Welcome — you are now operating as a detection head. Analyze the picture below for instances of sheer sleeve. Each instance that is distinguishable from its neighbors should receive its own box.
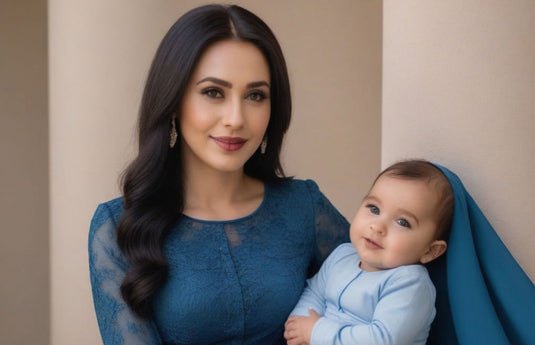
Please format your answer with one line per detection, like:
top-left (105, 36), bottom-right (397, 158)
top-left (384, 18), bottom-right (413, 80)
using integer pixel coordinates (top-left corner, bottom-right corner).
top-left (304, 180), bottom-right (350, 274)
top-left (88, 203), bottom-right (162, 345)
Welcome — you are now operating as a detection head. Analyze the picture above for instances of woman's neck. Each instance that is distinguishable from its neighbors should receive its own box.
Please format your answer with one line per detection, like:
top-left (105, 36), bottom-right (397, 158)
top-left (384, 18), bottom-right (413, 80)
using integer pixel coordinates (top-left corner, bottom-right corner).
top-left (182, 165), bottom-right (264, 221)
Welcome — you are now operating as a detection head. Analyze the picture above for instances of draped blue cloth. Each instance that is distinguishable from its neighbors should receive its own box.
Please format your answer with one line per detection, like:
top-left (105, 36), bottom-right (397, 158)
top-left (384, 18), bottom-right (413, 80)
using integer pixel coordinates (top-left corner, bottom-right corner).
top-left (427, 164), bottom-right (535, 345)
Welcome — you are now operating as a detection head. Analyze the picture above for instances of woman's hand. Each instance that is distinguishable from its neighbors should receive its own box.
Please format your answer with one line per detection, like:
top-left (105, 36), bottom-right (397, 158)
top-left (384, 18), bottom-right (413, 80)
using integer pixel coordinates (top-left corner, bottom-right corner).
top-left (284, 309), bottom-right (321, 345)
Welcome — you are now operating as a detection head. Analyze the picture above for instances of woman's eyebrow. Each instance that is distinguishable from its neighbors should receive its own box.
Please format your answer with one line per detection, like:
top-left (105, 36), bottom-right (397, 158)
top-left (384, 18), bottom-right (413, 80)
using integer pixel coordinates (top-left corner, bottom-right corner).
top-left (196, 77), bottom-right (231, 88)
top-left (196, 77), bottom-right (269, 89)
top-left (246, 81), bottom-right (270, 89)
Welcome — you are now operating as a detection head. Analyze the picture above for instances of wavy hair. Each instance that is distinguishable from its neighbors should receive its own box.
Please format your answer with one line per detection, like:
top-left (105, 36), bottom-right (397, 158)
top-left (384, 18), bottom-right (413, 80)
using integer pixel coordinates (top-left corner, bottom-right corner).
top-left (117, 4), bottom-right (292, 318)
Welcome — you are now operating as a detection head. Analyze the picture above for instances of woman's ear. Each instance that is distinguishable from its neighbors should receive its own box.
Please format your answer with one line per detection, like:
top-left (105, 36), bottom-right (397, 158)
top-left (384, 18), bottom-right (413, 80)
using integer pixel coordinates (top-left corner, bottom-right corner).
top-left (420, 240), bottom-right (447, 264)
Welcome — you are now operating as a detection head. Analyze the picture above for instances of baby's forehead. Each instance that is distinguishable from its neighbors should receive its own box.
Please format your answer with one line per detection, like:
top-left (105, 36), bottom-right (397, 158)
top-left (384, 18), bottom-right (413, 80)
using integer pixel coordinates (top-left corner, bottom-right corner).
top-left (378, 172), bottom-right (446, 192)
top-left (374, 172), bottom-right (436, 187)
top-left (370, 174), bottom-right (444, 207)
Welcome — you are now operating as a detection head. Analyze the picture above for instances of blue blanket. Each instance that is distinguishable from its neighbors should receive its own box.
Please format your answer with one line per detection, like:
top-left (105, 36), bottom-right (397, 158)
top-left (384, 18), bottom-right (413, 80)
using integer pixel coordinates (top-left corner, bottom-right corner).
top-left (427, 164), bottom-right (535, 345)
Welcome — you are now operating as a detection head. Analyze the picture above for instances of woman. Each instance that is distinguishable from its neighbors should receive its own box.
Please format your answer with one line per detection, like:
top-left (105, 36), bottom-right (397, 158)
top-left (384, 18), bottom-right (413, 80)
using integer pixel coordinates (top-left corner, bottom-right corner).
top-left (88, 4), bottom-right (349, 345)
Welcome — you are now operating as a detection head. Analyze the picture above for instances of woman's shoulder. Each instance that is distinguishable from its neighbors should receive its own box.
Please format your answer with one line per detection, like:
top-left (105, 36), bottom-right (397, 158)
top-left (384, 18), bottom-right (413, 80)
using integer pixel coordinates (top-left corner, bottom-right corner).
top-left (89, 197), bottom-right (124, 233)
top-left (267, 177), bottom-right (322, 197)
top-left (260, 178), bottom-right (324, 219)
top-left (88, 197), bottom-right (130, 279)
top-left (88, 197), bottom-right (126, 262)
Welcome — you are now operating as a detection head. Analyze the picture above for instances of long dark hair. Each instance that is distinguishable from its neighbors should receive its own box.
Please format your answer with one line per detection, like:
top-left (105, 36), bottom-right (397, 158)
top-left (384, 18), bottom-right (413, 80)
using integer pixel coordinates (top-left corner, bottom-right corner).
top-left (116, 4), bottom-right (292, 318)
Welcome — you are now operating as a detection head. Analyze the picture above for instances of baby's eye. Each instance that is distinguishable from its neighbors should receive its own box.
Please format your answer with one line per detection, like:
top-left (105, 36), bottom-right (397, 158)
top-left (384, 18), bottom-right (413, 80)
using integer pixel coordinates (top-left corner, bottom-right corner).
top-left (246, 91), bottom-right (267, 102)
top-left (202, 88), bottom-right (223, 99)
top-left (396, 218), bottom-right (412, 228)
top-left (366, 204), bottom-right (380, 215)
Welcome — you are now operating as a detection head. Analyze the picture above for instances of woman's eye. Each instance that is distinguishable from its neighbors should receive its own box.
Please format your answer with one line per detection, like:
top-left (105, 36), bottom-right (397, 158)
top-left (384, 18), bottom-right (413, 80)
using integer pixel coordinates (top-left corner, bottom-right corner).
top-left (366, 204), bottom-right (380, 215)
top-left (397, 218), bottom-right (412, 228)
top-left (202, 88), bottom-right (223, 99)
top-left (246, 91), bottom-right (267, 102)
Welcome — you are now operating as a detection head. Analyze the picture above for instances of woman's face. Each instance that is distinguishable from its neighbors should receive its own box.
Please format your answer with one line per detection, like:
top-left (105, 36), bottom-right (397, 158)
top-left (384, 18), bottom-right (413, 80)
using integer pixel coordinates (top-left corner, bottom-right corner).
top-left (179, 39), bottom-right (271, 175)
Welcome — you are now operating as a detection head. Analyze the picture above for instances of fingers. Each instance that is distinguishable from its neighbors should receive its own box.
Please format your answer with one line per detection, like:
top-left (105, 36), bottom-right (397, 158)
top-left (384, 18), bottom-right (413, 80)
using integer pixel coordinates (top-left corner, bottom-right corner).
top-left (284, 319), bottom-right (299, 342)
top-left (286, 338), bottom-right (301, 345)
top-left (284, 316), bottom-right (300, 330)
top-left (287, 315), bottom-right (304, 322)
top-left (284, 330), bottom-right (303, 345)
top-left (284, 315), bottom-right (309, 344)
top-left (284, 322), bottom-right (295, 338)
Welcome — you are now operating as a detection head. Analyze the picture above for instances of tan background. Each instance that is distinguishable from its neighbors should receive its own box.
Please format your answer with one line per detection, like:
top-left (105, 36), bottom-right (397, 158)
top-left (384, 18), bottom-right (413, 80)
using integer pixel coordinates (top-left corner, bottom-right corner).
top-left (382, 0), bottom-right (535, 284)
top-left (1, 1), bottom-right (533, 344)
top-left (1, 0), bottom-right (49, 344)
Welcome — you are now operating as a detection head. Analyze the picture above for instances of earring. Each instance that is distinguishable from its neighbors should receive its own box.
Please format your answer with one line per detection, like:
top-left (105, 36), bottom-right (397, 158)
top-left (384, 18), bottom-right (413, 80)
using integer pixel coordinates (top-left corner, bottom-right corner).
top-left (169, 118), bottom-right (177, 149)
top-left (260, 137), bottom-right (267, 154)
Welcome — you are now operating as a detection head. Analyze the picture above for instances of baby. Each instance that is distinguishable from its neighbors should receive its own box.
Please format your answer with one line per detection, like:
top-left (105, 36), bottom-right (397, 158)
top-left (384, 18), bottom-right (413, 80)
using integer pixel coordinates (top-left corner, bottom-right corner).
top-left (284, 160), bottom-right (453, 345)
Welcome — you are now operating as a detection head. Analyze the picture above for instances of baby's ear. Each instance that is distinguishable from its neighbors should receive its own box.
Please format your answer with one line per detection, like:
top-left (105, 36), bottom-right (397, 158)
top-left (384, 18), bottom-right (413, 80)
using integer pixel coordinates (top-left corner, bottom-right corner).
top-left (420, 240), bottom-right (447, 264)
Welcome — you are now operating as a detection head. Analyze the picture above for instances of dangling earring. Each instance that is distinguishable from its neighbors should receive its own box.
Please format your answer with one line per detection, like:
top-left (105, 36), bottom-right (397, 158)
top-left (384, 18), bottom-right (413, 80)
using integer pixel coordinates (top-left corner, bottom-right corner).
top-left (169, 118), bottom-right (177, 149)
top-left (260, 137), bottom-right (267, 154)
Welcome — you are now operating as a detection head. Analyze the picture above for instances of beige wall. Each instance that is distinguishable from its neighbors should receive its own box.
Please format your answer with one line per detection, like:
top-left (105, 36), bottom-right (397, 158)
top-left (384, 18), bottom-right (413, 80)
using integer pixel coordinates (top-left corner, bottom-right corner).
top-left (48, 1), bottom-right (381, 344)
top-left (242, 1), bottom-right (383, 217)
top-left (0, 0), bottom-right (49, 344)
top-left (383, 0), bottom-right (535, 280)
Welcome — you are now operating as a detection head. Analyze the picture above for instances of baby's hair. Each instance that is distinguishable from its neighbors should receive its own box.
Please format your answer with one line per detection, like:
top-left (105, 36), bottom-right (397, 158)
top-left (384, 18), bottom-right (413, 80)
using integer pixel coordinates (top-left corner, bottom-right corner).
top-left (374, 160), bottom-right (454, 241)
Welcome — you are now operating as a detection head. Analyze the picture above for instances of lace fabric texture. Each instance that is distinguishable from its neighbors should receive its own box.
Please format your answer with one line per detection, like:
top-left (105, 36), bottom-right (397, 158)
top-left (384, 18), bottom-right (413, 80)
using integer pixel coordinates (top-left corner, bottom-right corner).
top-left (88, 179), bottom-right (350, 345)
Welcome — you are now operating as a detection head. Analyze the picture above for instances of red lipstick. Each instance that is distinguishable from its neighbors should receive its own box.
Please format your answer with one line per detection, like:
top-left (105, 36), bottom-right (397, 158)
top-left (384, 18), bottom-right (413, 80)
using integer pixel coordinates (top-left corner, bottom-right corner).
top-left (211, 136), bottom-right (247, 152)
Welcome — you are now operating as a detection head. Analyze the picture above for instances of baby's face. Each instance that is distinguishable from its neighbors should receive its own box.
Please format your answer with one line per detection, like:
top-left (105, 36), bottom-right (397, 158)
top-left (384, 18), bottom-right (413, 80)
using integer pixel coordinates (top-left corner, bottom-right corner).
top-left (350, 174), bottom-right (441, 272)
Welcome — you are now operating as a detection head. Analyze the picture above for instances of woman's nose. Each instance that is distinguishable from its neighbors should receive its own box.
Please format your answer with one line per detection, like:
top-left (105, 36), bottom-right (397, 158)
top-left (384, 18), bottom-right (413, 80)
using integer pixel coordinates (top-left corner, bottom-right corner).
top-left (222, 98), bottom-right (244, 129)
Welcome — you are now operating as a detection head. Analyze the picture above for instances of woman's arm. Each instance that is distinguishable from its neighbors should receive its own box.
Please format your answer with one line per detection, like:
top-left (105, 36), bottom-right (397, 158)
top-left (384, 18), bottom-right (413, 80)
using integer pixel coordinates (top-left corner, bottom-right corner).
top-left (304, 179), bottom-right (350, 274)
top-left (88, 202), bottom-right (162, 345)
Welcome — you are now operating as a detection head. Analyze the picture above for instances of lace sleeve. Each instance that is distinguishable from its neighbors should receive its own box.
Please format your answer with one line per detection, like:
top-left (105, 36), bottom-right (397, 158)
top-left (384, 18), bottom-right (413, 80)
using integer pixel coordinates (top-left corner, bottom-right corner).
top-left (88, 203), bottom-right (162, 345)
top-left (304, 180), bottom-right (350, 275)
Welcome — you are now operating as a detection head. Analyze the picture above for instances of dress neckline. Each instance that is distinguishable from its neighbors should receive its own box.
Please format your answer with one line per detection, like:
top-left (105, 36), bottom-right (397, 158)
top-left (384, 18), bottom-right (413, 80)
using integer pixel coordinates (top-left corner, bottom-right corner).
top-left (181, 182), bottom-right (268, 224)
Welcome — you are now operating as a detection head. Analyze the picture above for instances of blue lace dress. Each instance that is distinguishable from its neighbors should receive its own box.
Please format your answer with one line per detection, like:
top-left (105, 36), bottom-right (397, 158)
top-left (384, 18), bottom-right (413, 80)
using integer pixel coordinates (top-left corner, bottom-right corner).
top-left (88, 179), bottom-right (350, 345)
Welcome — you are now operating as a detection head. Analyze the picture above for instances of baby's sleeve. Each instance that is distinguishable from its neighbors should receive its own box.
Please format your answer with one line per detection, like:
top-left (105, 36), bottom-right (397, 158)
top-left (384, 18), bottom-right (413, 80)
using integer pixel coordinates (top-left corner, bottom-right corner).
top-left (311, 266), bottom-right (436, 345)
top-left (290, 244), bottom-right (348, 317)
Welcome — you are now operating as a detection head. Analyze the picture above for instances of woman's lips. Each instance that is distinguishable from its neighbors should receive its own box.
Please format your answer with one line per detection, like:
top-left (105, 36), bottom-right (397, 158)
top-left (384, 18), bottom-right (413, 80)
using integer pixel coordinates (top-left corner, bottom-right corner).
top-left (211, 136), bottom-right (247, 151)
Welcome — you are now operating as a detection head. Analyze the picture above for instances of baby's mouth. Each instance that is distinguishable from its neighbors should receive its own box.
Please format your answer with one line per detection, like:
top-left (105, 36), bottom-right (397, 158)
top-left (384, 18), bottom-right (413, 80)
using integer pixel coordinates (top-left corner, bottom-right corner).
top-left (365, 238), bottom-right (383, 249)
